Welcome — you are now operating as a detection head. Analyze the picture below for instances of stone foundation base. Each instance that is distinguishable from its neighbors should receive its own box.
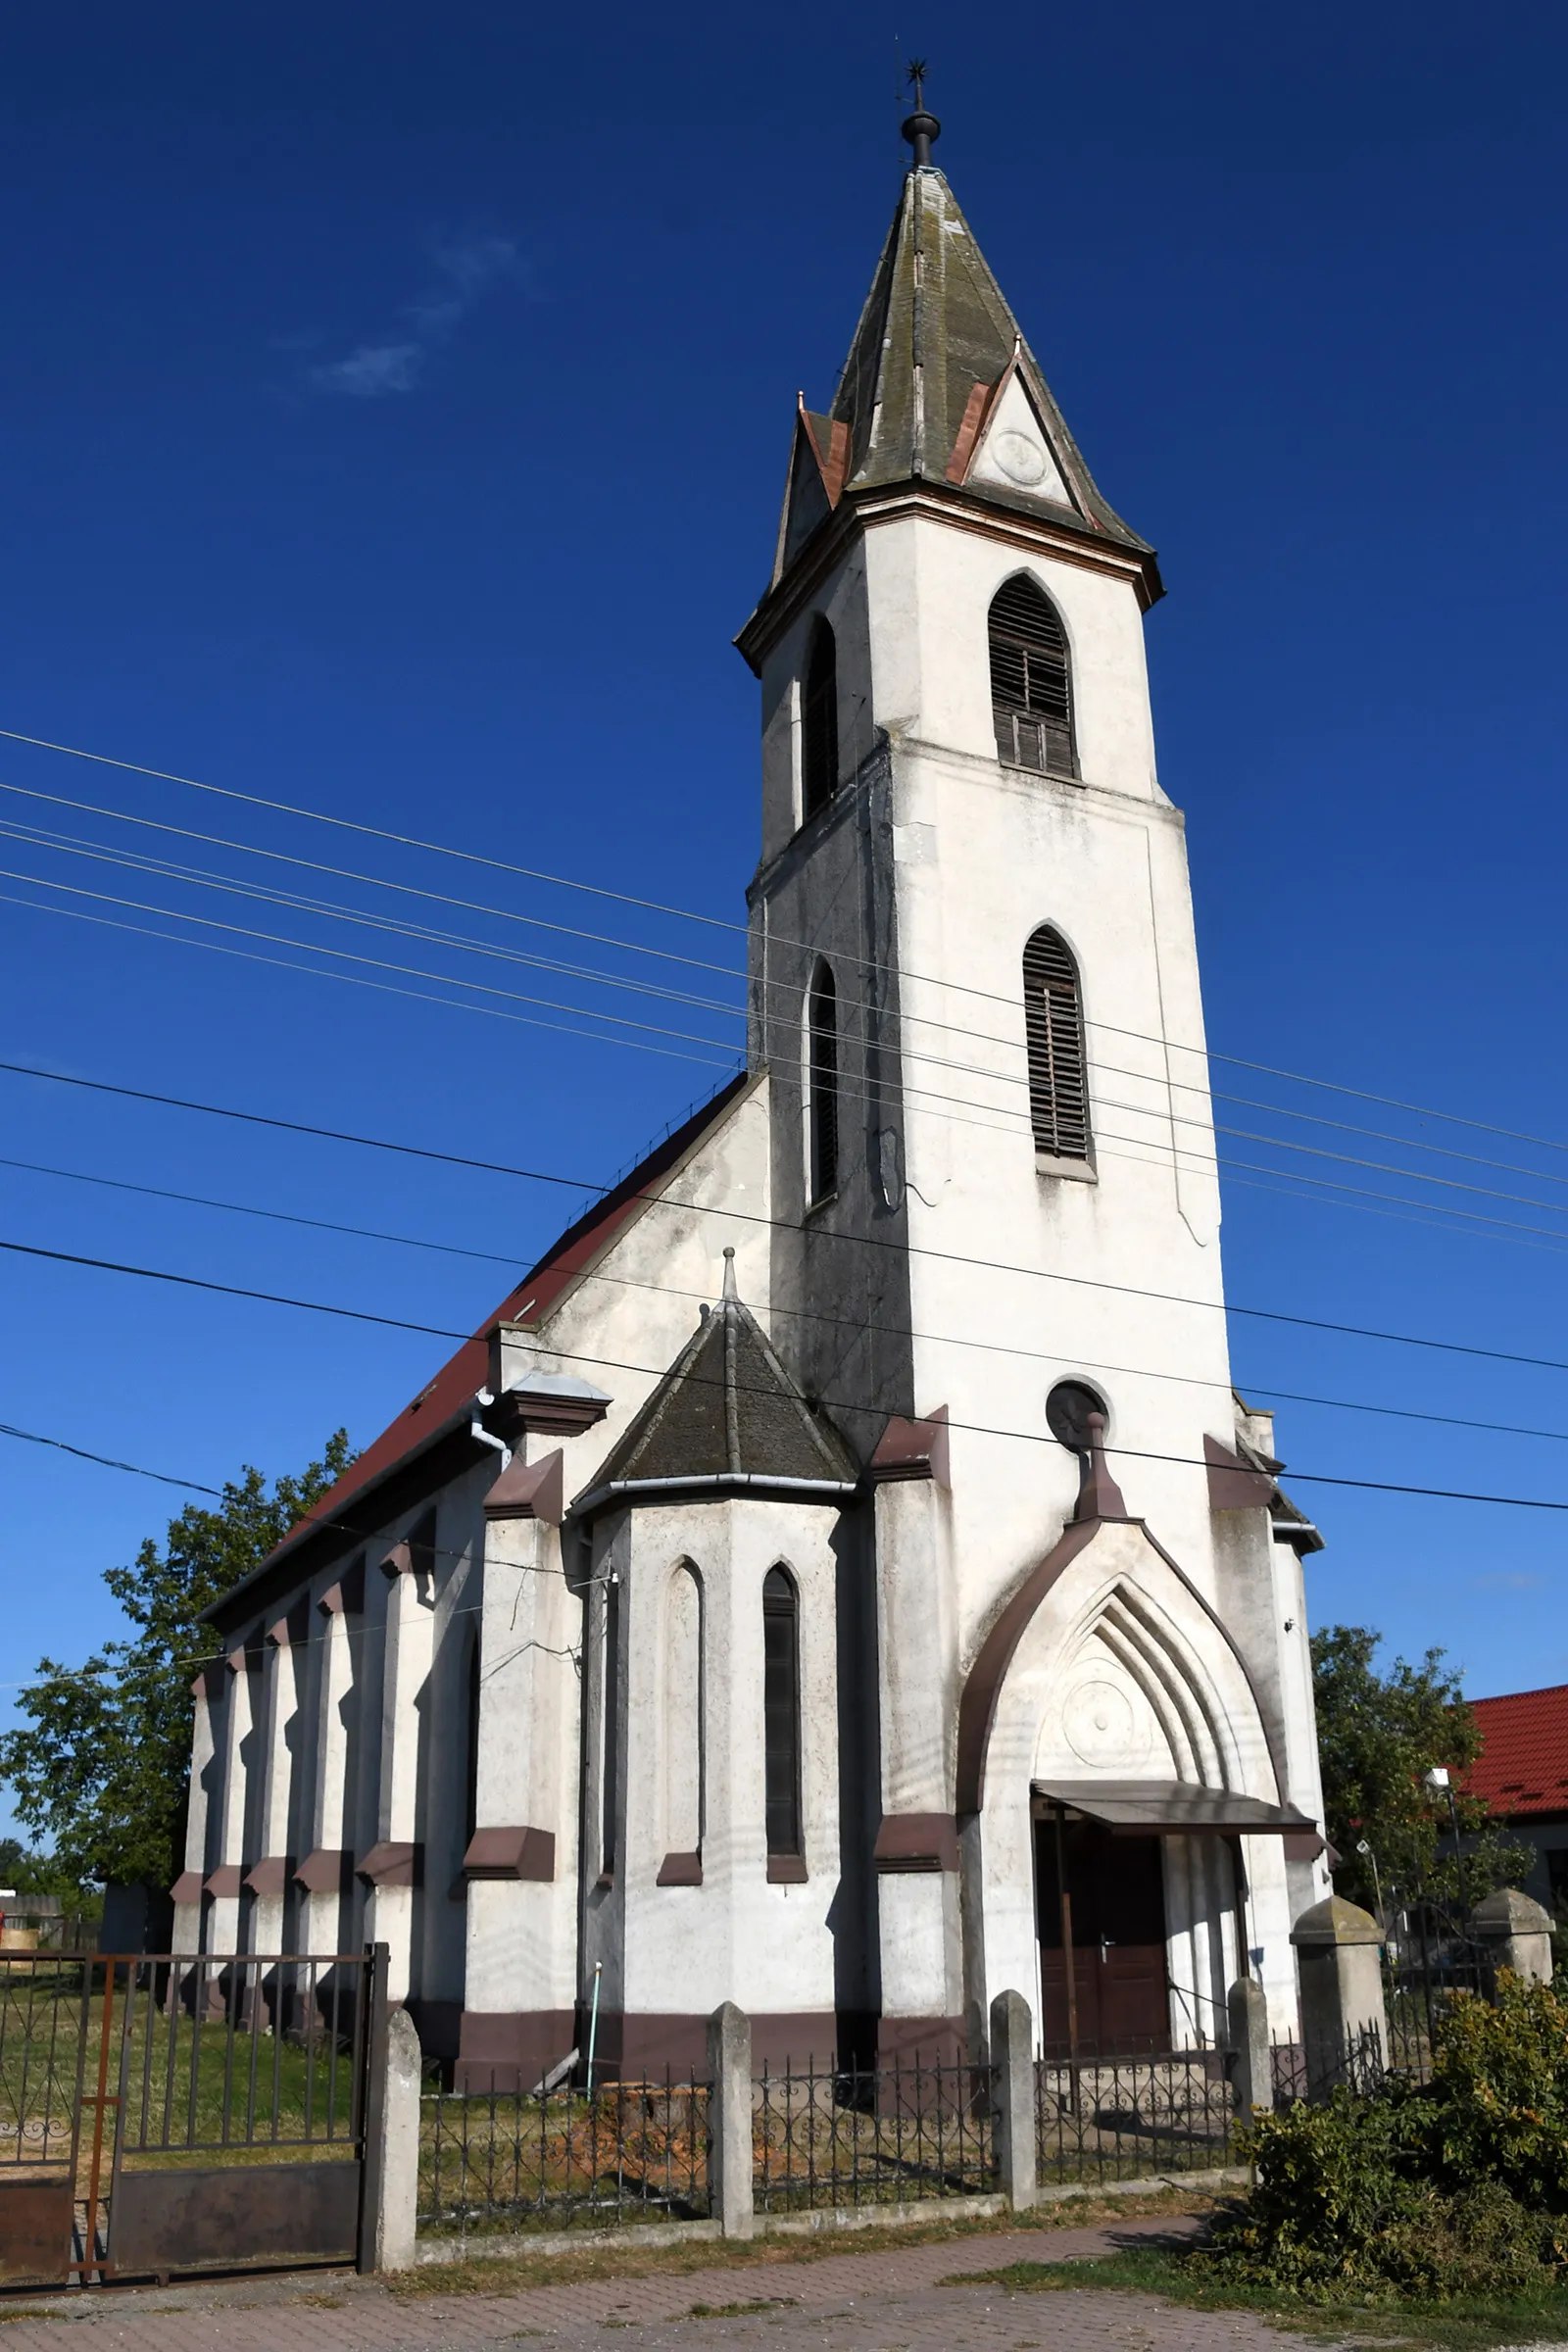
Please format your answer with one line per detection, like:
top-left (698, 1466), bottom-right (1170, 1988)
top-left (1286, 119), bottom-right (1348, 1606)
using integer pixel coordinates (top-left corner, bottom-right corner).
top-left (448, 2008), bottom-right (970, 2084)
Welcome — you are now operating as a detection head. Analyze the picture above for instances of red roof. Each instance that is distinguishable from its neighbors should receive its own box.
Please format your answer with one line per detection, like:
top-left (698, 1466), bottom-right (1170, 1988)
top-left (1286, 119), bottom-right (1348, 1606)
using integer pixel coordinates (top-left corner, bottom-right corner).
top-left (252, 1076), bottom-right (750, 1583)
top-left (1465, 1684), bottom-right (1568, 1819)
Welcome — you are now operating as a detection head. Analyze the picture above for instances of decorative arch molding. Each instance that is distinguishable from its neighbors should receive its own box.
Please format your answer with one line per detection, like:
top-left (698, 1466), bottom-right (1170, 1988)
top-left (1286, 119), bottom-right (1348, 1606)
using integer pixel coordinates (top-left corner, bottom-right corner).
top-left (956, 1516), bottom-right (1281, 1817)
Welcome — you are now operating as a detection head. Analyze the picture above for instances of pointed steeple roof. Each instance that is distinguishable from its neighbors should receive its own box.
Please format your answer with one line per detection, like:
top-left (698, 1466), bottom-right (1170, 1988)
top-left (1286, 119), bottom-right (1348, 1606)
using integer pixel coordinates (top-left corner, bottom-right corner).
top-left (755, 154), bottom-right (1159, 620)
top-left (590, 1250), bottom-right (857, 1493)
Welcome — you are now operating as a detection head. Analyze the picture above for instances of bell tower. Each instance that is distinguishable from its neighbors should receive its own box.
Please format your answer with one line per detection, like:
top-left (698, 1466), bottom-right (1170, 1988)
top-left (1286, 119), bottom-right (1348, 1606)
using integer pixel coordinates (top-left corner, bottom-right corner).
top-left (736, 91), bottom-right (1325, 2053)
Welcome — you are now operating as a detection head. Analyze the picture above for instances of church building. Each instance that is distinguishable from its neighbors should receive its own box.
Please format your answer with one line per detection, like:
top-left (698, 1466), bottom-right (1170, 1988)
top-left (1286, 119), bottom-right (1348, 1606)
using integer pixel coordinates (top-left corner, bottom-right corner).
top-left (185, 97), bottom-right (1331, 2083)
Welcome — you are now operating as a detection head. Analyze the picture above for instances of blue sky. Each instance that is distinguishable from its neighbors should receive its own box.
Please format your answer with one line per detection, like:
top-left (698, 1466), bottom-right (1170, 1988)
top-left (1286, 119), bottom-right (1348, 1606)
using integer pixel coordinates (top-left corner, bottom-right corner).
top-left (2, 1), bottom-right (1566, 1835)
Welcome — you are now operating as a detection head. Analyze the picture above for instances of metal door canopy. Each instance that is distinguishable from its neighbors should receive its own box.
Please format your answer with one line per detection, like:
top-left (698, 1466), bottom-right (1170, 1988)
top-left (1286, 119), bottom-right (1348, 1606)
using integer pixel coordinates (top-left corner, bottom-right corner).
top-left (1031, 1781), bottom-right (1314, 1835)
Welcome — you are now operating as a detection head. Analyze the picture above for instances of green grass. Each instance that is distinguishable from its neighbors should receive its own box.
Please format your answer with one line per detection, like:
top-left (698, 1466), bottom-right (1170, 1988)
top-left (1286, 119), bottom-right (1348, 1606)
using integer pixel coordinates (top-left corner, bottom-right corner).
top-left (946, 2245), bottom-right (1568, 2351)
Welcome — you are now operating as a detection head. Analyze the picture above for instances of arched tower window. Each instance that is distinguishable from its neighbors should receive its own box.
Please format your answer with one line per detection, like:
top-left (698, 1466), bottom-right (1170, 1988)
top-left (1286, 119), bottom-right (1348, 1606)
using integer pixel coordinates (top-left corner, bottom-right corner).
top-left (808, 961), bottom-right (839, 1203)
top-left (762, 1567), bottom-right (802, 1863)
top-left (989, 576), bottom-right (1076, 777)
top-left (1023, 925), bottom-right (1091, 1160)
top-left (801, 619), bottom-right (839, 820)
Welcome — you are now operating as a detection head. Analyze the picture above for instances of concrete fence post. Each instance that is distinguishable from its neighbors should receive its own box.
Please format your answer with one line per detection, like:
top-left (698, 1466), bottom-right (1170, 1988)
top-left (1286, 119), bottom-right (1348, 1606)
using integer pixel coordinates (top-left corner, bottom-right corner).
top-left (1290, 1895), bottom-right (1387, 2099)
top-left (366, 2004), bottom-right (423, 2271)
top-left (1469, 1887), bottom-right (1554, 1987)
top-left (989, 1988), bottom-right (1036, 2212)
top-left (1227, 1977), bottom-right (1272, 2118)
top-left (708, 2001), bottom-right (754, 2239)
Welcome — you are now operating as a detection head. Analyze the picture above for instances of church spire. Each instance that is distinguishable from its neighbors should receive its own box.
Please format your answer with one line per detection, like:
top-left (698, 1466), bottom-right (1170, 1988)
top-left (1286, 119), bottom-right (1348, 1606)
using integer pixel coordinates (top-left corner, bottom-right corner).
top-left (762, 90), bottom-right (1158, 604)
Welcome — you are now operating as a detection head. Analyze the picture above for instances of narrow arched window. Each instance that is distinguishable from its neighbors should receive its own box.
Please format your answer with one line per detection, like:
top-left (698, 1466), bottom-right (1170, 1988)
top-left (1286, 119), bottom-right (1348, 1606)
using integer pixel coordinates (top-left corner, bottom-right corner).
top-left (1023, 925), bottom-right (1091, 1160)
top-left (808, 961), bottom-right (839, 1202)
top-left (663, 1564), bottom-right (704, 1856)
top-left (801, 619), bottom-right (839, 820)
top-left (762, 1567), bottom-right (802, 1863)
top-left (989, 576), bottom-right (1076, 777)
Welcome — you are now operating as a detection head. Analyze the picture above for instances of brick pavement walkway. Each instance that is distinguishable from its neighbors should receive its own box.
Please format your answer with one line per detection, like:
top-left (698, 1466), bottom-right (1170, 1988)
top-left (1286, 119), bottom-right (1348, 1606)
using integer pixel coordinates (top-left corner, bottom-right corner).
top-left (0, 2215), bottom-right (1327, 2352)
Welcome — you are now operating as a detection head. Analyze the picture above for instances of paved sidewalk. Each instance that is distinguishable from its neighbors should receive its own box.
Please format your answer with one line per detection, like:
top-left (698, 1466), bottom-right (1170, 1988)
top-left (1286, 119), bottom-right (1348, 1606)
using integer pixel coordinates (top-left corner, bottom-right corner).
top-left (0, 2215), bottom-right (1322, 2352)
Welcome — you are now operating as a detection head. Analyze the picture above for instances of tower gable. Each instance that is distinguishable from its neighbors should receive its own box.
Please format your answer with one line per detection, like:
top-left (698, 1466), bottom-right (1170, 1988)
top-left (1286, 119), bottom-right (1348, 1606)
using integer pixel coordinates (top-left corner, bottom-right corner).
top-left (953, 362), bottom-right (1074, 514)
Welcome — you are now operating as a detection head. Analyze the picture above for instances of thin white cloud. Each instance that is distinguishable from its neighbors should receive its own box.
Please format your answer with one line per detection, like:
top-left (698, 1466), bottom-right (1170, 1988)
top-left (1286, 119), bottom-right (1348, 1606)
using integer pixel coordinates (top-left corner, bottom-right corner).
top-left (1473, 1571), bottom-right (1545, 1592)
top-left (306, 236), bottom-right (527, 400)
top-left (312, 341), bottom-right (423, 399)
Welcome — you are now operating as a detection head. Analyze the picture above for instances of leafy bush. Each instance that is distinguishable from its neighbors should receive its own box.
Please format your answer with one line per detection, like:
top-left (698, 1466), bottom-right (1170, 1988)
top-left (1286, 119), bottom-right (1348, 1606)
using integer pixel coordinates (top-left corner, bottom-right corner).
top-left (1197, 1973), bottom-right (1568, 2302)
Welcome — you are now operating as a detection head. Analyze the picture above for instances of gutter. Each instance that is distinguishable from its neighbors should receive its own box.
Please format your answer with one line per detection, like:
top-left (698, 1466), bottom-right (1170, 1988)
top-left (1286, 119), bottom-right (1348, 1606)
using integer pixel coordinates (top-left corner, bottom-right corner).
top-left (570, 1471), bottom-right (859, 1521)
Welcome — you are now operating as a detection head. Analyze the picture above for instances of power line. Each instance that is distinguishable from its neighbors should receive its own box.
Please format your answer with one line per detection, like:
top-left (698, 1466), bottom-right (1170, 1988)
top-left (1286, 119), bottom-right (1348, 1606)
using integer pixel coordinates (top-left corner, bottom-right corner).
top-left (17, 862), bottom-right (1568, 1241)
top-left (21, 1223), bottom-right (1568, 1484)
top-left (18, 784), bottom-right (1568, 1213)
top-left (0, 1420), bottom-right (223, 1495)
top-left (10, 1052), bottom-right (1568, 1370)
top-left (0, 862), bottom-right (748, 1058)
top-left (0, 1153), bottom-right (528, 1271)
top-left (12, 1279), bottom-right (1568, 1530)
top-left (0, 1235), bottom-right (470, 1342)
top-left (14, 1146), bottom-right (1568, 1447)
top-left (0, 777), bottom-right (757, 990)
top-left (20, 791), bottom-right (1568, 1206)
top-left (13, 721), bottom-right (1568, 1166)
top-left (0, 811), bottom-right (753, 1027)
top-left (0, 888), bottom-right (737, 1072)
top-left (0, 1056), bottom-right (602, 1194)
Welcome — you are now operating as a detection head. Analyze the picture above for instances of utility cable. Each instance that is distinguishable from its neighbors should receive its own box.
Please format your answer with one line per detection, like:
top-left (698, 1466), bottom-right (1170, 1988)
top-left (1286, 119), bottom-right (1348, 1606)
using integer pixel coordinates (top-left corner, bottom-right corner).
top-left (11, 1269), bottom-right (1568, 1527)
top-left (9, 1053), bottom-right (1568, 1366)
top-left (0, 887), bottom-right (737, 1072)
top-left (14, 721), bottom-right (1568, 1167)
top-left (12, 899), bottom-right (1568, 1250)
top-left (16, 865), bottom-right (1568, 1237)
top-left (13, 1145), bottom-right (1568, 1445)
top-left (20, 794), bottom-right (1568, 1206)
top-left (17, 815), bottom-right (1568, 1228)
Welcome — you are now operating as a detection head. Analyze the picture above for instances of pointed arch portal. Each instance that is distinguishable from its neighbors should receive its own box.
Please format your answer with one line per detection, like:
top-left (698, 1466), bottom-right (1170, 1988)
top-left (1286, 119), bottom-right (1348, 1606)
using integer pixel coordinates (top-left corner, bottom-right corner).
top-left (956, 1515), bottom-right (1309, 2054)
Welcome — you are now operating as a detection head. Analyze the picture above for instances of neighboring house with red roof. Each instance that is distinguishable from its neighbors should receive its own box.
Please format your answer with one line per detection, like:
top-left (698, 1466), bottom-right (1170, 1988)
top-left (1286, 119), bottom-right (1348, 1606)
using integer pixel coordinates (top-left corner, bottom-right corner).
top-left (180, 107), bottom-right (1332, 2085)
top-left (1465, 1685), bottom-right (1568, 1912)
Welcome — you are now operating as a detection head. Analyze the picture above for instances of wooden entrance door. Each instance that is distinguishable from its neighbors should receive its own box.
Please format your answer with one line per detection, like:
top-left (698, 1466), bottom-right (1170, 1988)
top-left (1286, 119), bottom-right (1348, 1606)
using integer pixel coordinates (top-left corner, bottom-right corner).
top-left (1036, 1816), bottom-right (1170, 2052)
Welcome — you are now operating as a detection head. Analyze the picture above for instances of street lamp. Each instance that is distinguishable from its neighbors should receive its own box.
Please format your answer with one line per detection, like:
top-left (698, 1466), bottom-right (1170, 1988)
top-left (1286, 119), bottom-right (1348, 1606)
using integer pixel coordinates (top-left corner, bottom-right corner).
top-left (1354, 1838), bottom-right (1384, 1924)
top-left (1426, 1766), bottom-right (1469, 1919)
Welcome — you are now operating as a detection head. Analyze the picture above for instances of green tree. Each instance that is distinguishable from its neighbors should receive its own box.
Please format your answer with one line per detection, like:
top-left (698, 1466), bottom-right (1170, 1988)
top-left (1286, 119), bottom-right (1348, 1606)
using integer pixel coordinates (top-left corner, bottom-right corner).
top-left (1312, 1623), bottom-right (1529, 1920)
top-left (0, 1837), bottom-right (88, 1906)
top-left (0, 1433), bottom-right (354, 1890)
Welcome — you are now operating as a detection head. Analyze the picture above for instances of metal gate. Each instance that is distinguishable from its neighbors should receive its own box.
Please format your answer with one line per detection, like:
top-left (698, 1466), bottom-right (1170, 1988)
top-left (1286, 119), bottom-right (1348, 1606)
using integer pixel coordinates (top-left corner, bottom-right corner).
top-left (0, 1947), bottom-right (383, 2289)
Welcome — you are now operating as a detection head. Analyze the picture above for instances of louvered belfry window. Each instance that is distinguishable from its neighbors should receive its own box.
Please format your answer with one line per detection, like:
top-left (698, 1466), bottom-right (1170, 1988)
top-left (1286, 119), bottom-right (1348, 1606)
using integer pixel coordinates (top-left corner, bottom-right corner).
top-left (1023, 925), bottom-right (1091, 1159)
top-left (989, 575), bottom-right (1076, 777)
top-left (802, 620), bottom-right (839, 820)
top-left (762, 1567), bottom-right (802, 1857)
top-left (808, 961), bottom-right (839, 1201)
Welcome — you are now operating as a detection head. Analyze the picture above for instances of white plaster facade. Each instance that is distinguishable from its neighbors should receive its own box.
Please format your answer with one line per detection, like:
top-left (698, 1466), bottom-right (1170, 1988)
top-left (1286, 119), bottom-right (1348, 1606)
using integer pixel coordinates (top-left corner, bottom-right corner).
top-left (186, 145), bottom-right (1331, 2082)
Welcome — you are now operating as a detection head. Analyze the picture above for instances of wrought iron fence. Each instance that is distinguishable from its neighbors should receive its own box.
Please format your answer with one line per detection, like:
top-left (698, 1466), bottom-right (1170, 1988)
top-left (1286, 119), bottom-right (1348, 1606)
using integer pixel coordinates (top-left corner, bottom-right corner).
top-left (0, 1951), bottom-right (89, 2174)
top-left (419, 2073), bottom-right (710, 2236)
top-left (1035, 2046), bottom-right (1237, 2183)
top-left (1381, 1904), bottom-right (1492, 2082)
top-left (753, 2051), bottom-right (996, 2213)
top-left (1269, 2022), bottom-right (1386, 2106)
